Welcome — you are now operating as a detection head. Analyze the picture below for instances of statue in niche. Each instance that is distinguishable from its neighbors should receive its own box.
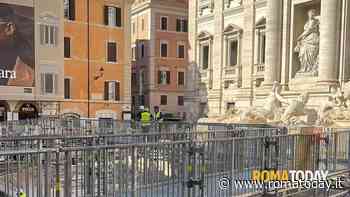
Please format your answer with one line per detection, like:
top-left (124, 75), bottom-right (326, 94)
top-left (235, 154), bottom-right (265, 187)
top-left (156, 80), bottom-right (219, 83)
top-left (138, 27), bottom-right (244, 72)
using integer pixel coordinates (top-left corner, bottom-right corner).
top-left (294, 9), bottom-right (320, 76)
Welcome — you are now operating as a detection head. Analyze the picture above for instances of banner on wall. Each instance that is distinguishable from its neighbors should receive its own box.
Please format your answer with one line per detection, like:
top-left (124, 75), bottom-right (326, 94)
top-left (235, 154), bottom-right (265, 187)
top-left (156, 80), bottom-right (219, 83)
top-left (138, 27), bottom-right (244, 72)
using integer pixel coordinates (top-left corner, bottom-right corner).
top-left (0, 3), bottom-right (35, 87)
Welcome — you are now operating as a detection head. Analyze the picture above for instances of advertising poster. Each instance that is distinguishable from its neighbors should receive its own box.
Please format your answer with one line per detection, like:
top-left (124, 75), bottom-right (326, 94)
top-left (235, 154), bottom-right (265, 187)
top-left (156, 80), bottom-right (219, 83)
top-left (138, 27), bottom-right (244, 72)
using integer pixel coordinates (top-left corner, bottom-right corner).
top-left (0, 3), bottom-right (35, 87)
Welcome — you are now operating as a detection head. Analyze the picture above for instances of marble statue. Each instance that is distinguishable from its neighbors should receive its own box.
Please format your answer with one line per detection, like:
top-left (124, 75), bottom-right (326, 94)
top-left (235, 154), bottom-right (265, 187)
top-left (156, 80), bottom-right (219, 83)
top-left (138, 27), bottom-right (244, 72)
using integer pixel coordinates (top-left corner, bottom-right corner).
top-left (294, 9), bottom-right (320, 76)
top-left (241, 81), bottom-right (287, 122)
top-left (333, 87), bottom-right (348, 108)
top-left (317, 85), bottom-right (350, 126)
top-left (281, 92), bottom-right (310, 125)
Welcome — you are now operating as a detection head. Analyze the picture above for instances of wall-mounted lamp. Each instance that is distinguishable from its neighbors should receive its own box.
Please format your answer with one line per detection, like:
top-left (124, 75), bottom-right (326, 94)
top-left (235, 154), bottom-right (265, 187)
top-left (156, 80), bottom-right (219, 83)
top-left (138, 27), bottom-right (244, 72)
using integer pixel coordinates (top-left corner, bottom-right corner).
top-left (94, 67), bottom-right (104, 80)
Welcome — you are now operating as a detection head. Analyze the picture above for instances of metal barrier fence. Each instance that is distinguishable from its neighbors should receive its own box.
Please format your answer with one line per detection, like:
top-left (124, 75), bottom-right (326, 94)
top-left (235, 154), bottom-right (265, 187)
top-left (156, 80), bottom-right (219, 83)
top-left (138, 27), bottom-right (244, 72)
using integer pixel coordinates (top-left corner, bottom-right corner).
top-left (0, 118), bottom-right (288, 138)
top-left (0, 128), bottom-right (349, 197)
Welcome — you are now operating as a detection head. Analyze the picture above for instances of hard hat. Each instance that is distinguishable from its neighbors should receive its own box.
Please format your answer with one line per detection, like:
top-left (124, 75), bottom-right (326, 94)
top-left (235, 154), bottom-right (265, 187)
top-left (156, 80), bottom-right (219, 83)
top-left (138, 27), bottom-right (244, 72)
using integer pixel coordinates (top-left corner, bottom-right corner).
top-left (145, 107), bottom-right (149, 111)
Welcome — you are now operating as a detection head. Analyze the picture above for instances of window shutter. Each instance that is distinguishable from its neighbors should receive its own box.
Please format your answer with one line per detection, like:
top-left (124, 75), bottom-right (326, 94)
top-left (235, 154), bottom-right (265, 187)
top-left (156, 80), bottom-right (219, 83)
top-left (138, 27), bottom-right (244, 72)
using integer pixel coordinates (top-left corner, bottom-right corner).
top-left (107, 42), bottom-right (117, 62)
top-left (158, 71), bottom-right (161, 84)
top-left (109, 82), bottom-right (115, 100)
top-left (64, 37), bottom-right (70, 58)
top-left (178, 72), bottom-right (184, 85)
top-left (69, 0), bottom-right (75, 20)
top-left (115, 81), bottom-right (120, 101)
top-left (104, 6), bottom-right (109, 25)
top-left (183, 20), bottom-right (188, 32)
top-left (116, 7), bottom-right (122, 27)
top-left (166, 71), bottom-right (170, 84)
top-left (176, 19), bottom-right (181, 32)
top-left (41, 73), bottom-right (45, 94)
top-left (40, 24), bottom-right (44, 45)
top-left (141, 44), bottom-right (144, 57)
top-left (104, 81), bottom-right (109, 100)
top-left (54, 74), bottom-right (58, 94)
top-left (64, 78), bottom-right (70, 99)
top-left (54, 26), bottom-right (58, 46)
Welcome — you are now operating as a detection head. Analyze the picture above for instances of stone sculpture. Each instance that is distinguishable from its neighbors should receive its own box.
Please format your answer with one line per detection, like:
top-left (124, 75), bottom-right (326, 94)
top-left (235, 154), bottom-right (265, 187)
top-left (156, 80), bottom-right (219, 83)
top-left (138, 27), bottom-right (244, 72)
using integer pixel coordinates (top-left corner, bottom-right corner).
top-left (294, 9), bottom-right (320, 76)
top-left (241, 82), bottom-right (287, 123)
top-left (281, 92), bottom-right (311, 125)
top-left (317, 85), bottom-right (350, 126)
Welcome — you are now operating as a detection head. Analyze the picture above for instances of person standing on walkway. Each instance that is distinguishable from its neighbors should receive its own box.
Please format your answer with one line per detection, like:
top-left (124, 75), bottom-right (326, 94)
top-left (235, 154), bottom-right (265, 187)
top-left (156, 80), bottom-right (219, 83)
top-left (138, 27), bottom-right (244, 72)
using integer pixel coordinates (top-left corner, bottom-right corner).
top-left (153, 106), bottom-right (163, 133)
top-left (153, 106), bottom-right (163, 121)
top-left (140, 107), bottom-right (152, 133)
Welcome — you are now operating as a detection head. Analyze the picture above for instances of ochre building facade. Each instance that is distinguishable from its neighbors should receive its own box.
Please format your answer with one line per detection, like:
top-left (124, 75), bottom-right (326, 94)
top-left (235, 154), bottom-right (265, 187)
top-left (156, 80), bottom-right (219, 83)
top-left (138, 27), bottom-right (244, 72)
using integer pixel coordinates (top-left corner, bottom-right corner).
top-left (131, 0), bottom-right (189, 118)
top-left (62, 0), bottom-right (133, 120)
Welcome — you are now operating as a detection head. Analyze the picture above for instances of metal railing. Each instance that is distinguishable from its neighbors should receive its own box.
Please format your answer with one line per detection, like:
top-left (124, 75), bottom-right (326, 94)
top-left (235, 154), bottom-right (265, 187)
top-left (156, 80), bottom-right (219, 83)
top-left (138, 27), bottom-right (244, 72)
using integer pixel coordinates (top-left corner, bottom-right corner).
top-left (0, 120), bottom-right (349, 197)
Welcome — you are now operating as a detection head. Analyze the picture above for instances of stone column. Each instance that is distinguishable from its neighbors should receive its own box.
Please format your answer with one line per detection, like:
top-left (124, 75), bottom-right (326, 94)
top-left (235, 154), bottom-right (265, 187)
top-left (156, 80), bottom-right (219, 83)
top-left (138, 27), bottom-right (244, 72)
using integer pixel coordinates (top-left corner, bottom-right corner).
top-left (339, 0), bottom-right (350, 83)
top-left (184, 0), bottom-right (200, 122)
top-left (264, 0), bottom-right (282, 86)
top-left (241, 0), bottom-right (255, 89)
top-left (209, 0), bottom-right (224, 115)
top-left (280, 0), bottom-right (292, 89)
top-left (319, 0), bottom-right (341, 84)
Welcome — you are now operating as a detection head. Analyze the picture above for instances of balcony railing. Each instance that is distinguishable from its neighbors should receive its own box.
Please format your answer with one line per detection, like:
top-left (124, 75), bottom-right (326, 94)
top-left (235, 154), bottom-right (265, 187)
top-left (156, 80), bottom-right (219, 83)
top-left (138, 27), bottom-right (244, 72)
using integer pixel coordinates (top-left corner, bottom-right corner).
top-left (255, 64), bottom-right (265, 73)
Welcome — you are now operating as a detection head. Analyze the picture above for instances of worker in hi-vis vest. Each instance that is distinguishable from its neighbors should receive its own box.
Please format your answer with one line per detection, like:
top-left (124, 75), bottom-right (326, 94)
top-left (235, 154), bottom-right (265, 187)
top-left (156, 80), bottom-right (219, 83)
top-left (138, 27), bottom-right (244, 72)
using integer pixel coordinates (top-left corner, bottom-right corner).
top-left (153, 106), bottom-right (162, 121)
top-left (18, 189), bottom-right (26, 197)
top-left (140, 107), bottom-right (152, 133)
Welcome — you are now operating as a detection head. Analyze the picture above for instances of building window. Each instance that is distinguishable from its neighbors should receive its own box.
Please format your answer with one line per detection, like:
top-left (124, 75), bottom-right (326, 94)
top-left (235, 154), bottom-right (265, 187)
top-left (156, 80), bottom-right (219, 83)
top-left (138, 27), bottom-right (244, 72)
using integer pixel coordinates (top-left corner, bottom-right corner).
top-left (107, 42), bottom-right (117, 62)
top-left (131, 73), bottom-right (137, 84)
top-left (201, 45), bottom-right (210, 69)
top-left (160, 42), bottom-right (168, 57)
top-left (41, 73), bottom-right (57, 95)
top-left (40, 24), bottom-right (58, 47)
top-left (178, 72), bottom-right (185, 86)
top-left (176, 19), bottom-right (188, 32)
top-left (160, 16), bottom-right (168, 30)
top-left (64, 0), bottom-right (75, 20)
top-left (255, 78), bottom-right (264, 87)
top-left (255, 18), bottom-right (266, 65)
top-left (131, 45), bottom-right (136, 60)
top-left (62, 113), bottom-right (80, 128)
top-left (104, 81), bottom-right (120, 101)
top-left (141, 18), bottom-right (145, 31)
top-left (140, 43), bottom-right (145, 58)
top-left (226, 102), bottom-right (236, 112)
top-left (104, 6), bottom-right (122, 27)
top-left (160, 95), bottom-right (167, 105)
top-left (177, 44), bottom-right (185, 58)
top-left (158, 70), bottom-right (170, 85)
top-left (228, 40), bottom-right (238, 66)
top-left (64, 78), bottom-right (71, 99)
top-left (64, 37), bottom-right (71, 58)
top-left (178, 96), bottom-right (184, 106)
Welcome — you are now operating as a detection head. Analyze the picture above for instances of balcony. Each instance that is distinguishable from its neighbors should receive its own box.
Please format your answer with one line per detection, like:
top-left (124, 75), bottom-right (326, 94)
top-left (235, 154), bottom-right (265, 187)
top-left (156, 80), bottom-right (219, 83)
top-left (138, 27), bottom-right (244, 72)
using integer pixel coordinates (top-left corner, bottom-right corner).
top-left (254, 64), bottom-right (265, 78)
top-left (255, 64), bottom-right (265, 73)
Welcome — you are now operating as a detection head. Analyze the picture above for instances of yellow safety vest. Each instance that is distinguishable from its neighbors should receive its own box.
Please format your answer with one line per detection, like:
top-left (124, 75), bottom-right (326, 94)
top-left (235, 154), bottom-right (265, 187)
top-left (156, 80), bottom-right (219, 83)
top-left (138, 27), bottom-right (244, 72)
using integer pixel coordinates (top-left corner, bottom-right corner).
top-left (141, 111), bottom-right (151, 125)
top-left (156, 112), bottom-right (161, 120)
top-left (19, 192), bottom-right (26, 197)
